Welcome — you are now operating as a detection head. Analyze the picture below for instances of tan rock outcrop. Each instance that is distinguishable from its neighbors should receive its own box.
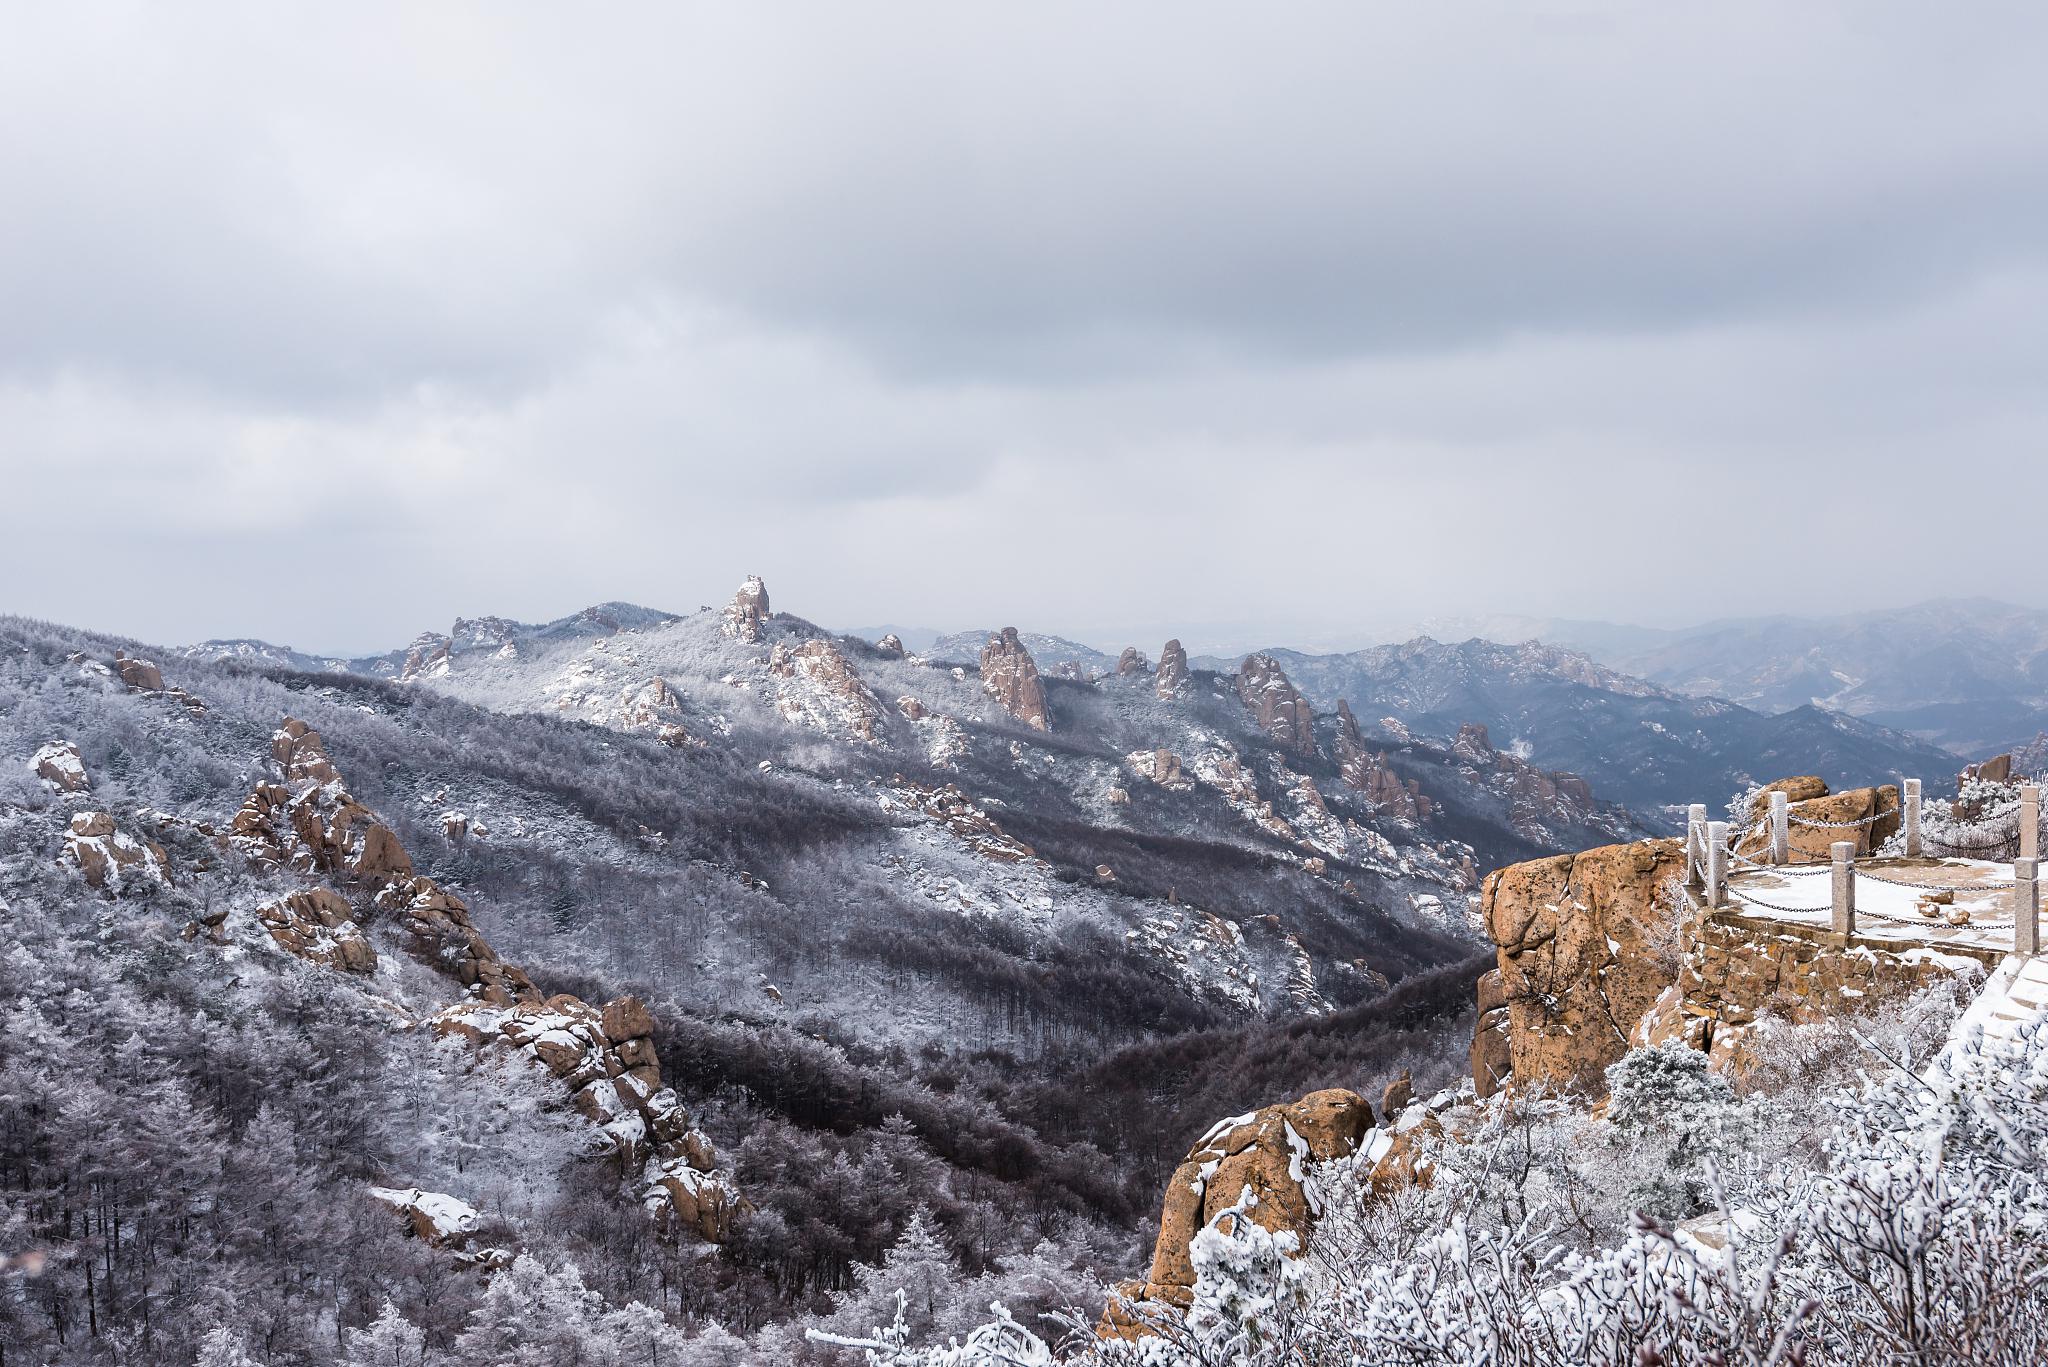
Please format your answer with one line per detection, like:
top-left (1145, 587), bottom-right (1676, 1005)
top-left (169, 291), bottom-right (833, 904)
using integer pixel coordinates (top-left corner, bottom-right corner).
top-left (1237, 655), bottom-right (1316, 756)
top-left (1117, 647), bottom-right (1149, 676)
top-left (979, 628), bottom-right (1050, 731)
top-left (433, 991), bottom-right (745, 1240)
top-left (1155, 640), bottom-right (1190, 700)
top-left (31, 740), bottom-right (90, 794)
top-left (256, 888), bottom-right (377, 973)
top-left (271, 718), bottom-right (341, 784)
top-left (1479, 838), bottom-right (1688, 1097)
top-left (877, 633), bottom-right (905, 656)
top-left (65, 811), bottom-right (170, 891)
top-left (1735, 779), bottom-right (1900, 860)
top-left (887, 779), bottom-right (1036, 862)
top-left (220, 722), bottom-right (740, 1243)
top-left (1134, 1090), bottom-right (1373, 1309)
top-left (769, 639), bottom-right (884, 742)
top-left (113, 651), bottom-right (164, 691)
top-left (1470, 968), bottom-right (1512, 1098)
top-left (721, 575), bottom-right (771, 643)
top-left (375, 875), bottom-right (536, 1006)
top-left (619, 677), bottom-right (690, 747)
top-left (1333, 702), bottom-right (1428, 822)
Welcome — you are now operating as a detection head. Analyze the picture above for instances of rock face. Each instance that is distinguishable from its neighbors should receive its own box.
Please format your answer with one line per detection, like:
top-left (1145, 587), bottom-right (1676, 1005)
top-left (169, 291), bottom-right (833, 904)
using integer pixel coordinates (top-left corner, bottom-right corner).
top-left (979, 627), bottom-right (1050, 731)
top-left (31, 740), bottom-right (90, 794)
top-left (377, 876), bottom-right (537, 1006)
top-left (65, 811), bottom-right (171, 891)
top-left (1333, 703), bottom-right (1428, 823)
top-left (721, 576), bottom-right (771, 643)
top-left (618, 677), bottom-right (690, 747)
top-left (1117, 647), bottom-right (1149, 676)
top-left (1478, 838), bottom-right (1688, 1098)
top-left (217, 719), bottom-right (739, 1242)
top-left (1236, 655), bottom-right (1316, 756)
top-left (113, 651), bottom-right (164, 692)
top-left (1632, 918), bottom-right (1978, 1081)
top-left (768, 639), bottom-right (884, 742)
top-left (1450, 721), bottom-right (1603, 846)
top-left (1155, 639), bottom-right (1190, 700)
top-left (887, 780), bottom-right (1036, 862)
top-left (877, 633), bottom-right (905, 656)
top-left (256, 888), bottom-right (377, 973)
top-left (1734, 779), bottom-right (1900, 860)
top-left (433, 992), bottom-right (745, 1242)
top-left (1133, 1090), bottom-right (1374, 1309)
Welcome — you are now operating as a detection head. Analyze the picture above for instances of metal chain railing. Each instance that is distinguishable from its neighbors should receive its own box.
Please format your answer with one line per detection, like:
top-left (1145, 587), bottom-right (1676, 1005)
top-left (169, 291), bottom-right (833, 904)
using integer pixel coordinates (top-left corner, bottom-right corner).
top-left (1787, 806), bottom-right (1897, 831)
top-left (1725, 885), bottom-right (1835, 916)
top-left (1854, 867), bottom-right (2017, 893)
top-left (1726, 848), bottom-right (1832, 877)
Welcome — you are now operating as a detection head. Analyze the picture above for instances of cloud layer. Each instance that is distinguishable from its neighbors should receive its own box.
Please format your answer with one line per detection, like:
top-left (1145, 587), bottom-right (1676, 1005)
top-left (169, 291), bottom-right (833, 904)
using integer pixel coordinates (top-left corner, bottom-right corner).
top-left (4, 3), bottom-right (2044, 652)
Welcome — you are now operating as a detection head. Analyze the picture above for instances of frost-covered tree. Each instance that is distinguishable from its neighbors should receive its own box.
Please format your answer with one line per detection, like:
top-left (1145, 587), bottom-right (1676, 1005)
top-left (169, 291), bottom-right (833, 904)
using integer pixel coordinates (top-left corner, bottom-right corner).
top-left (341, 1301), bottom-right (434, 1367)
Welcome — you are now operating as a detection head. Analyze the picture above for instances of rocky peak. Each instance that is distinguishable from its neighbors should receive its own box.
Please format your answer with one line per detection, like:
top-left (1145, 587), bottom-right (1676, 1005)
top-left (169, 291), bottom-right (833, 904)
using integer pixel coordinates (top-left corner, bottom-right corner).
top-left (1236, 654), bottom-right (1316, 756)
top-left (1453, 722), bottom-right (1493, 763)
top-left (1332, 701), bottom-right (1429, 823)
top-left (271, 717), bottom-right (341, 785)
top-left (399, 633), bottom-right (452, 682)
top-left (1155, 639), bottom-right (1190, 699)
top-left (722, 576), bottom-right (771, 643)
top-left (980, 627), bottom-right (1050, 731)
top-left (876, 633), bottom-right (905, 656)
top-left (1116, 647), bottom-right (1149, 676)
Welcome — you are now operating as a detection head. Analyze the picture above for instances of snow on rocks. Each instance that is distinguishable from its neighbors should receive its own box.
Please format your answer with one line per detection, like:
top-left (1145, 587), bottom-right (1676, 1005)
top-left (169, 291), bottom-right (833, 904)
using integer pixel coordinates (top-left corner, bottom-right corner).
top-left (256, 887), bottom-right (377, 973)
top-left (31, 740), bottom-right (89, 793)
top-left (1110, 1089), bottom-right (1373, 1318)
top-left (979, 627), bottom-right (1050, 731)
top-left (617, 676), bottom-right (692, 747)
top-left (1155, 639), bottom-right (1190, 699)
top-left (768, 639), bottom-right (885, 743)
top-left (63, 811), bottom-right (170, 891)
top-left (721, 575), bottom-right (771, 643)
top-left (434, 991), bottom-right (746, 1241)
top-left (369, 1185), bottom-right (482, 1246)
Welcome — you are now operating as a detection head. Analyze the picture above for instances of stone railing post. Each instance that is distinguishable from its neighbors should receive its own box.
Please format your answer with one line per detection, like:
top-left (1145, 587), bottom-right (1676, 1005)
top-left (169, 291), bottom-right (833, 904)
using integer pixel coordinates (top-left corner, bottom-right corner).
top-left (1769, 790), bottom-right (1790, 865)
top-left (1686, 803), bottom-right (1708, 888)
top-left (2022, 784), bottom-right (2040, 863)
top-left (2016, 858), bottom-right (2040, 956)
top-left (1831, 841), bottom-right (1857, 938)
top-left (1706, 820), bottom-right (1728, 909)
top-left (1903, 778), bottom-right (1922, 857)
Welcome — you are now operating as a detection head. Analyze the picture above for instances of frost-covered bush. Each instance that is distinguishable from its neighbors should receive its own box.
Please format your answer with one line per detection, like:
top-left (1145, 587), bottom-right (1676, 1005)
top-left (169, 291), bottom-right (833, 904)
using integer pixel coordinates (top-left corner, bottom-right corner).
top-left (853, 1019), bottom-right (2048, 1366)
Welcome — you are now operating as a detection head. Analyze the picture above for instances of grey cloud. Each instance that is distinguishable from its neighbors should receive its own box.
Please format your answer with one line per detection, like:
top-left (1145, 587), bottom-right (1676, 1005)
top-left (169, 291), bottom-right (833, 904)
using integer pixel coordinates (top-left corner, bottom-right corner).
top-left (1, 3), bottom-right (2045, 652)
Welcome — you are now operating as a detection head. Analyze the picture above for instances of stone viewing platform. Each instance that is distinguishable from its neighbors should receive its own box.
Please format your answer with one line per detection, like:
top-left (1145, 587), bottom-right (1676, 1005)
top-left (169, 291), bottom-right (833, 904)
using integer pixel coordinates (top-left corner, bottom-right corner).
top-left (1472, 763), bottom-right (2047, 1099)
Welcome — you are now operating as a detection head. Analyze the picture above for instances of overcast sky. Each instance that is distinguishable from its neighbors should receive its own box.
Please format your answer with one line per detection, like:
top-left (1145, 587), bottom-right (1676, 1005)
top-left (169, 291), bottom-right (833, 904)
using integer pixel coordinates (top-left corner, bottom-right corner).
top-left (3, 3), bottom-right (2045, 654)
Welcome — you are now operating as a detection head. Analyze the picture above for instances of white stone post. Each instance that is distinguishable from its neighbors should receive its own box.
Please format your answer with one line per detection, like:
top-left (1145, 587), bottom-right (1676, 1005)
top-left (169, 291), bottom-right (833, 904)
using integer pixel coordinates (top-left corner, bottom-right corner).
top-left (1769, 790), bottom-right (1790, 865)
top-left (2022, 784), bottom-right (2040, 863)
top-left (1686, 803), bottom-right (1709, 888)
top-left (1831, 840), bottom-right (1857, 938)
top-left (2016, 857), bottom-right (2040, 957)
top-left (1706, 820), bottom-right (1729, 909)
top-left (1903, 778), bottom-right (1922, 857)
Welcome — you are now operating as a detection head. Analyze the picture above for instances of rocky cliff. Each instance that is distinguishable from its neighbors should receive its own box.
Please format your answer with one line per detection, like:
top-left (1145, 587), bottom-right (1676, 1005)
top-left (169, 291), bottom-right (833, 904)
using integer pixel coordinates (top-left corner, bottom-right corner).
top-left (722, 574), bottom-right (771, 642)
top-left (1237, 654), bottom-right (1316, 756)
top-left (980, 626), bottom-right (1051, 731)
